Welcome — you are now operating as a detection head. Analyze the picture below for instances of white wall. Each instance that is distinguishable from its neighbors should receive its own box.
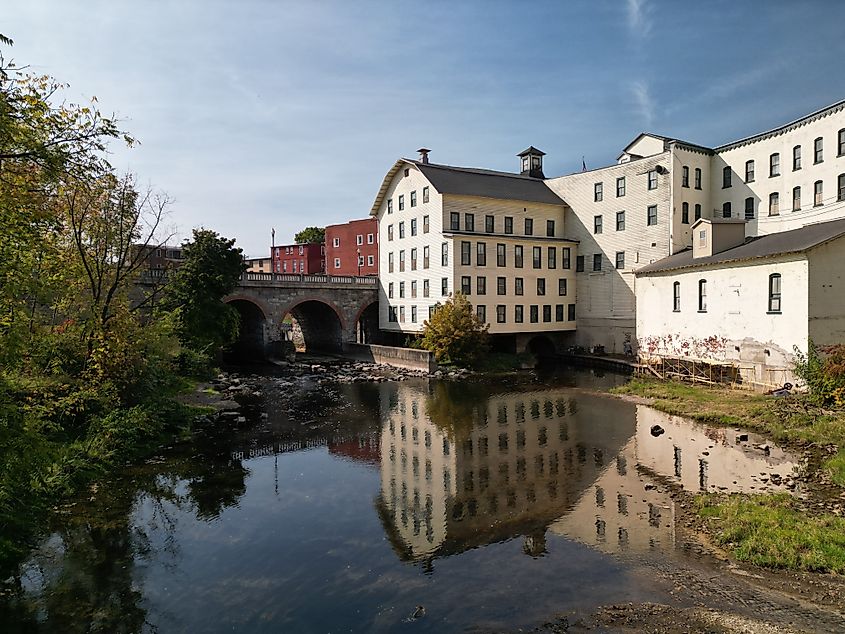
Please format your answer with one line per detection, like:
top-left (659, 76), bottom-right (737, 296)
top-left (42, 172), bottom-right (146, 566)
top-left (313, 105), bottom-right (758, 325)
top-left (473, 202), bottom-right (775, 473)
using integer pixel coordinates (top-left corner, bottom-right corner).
top-left (808, 236), bottom-right (845, 346)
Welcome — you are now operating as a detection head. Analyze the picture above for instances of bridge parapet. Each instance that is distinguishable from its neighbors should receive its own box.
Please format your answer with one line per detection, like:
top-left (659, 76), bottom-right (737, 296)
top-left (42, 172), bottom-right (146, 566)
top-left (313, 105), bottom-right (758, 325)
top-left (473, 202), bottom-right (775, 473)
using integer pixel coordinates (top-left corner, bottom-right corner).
top-left (239, 272), bottom-right (378, 289)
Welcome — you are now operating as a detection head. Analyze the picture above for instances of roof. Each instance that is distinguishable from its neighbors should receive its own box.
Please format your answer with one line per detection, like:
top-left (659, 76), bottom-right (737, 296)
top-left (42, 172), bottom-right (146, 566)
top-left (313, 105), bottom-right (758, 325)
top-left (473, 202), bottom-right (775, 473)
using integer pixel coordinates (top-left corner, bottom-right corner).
top-left (517, 146), bottom-right (545, 156)
top-left (636, 217), bottom-right (845, 275)
top-left (693, 217), bottom-right (747, 226)
top-left (370, 158), bottom-right (565, 215)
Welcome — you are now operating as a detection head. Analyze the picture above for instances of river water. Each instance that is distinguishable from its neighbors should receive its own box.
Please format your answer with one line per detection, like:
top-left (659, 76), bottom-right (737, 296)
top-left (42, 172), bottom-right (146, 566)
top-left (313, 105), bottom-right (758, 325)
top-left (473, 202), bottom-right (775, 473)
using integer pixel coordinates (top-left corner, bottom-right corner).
top-left (1, 366), bottom-right (800, 633)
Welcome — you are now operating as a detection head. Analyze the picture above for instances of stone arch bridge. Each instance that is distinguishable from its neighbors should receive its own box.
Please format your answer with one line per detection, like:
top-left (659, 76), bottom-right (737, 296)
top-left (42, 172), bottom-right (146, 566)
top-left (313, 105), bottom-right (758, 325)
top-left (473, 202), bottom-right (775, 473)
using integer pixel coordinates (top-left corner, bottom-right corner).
top-left (224, 272), bottom-right (380, 358)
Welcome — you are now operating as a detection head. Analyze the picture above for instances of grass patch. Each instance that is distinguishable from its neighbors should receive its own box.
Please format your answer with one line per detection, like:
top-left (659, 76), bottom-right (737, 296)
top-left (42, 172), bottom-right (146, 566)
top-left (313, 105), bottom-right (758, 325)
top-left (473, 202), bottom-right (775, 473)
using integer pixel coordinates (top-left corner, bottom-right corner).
top-left (824, 449), bottom-right (845, 486)
top-left (696, 493), bottom-right (845, 573)
top-left (612, 378), bottom-right (845, 448)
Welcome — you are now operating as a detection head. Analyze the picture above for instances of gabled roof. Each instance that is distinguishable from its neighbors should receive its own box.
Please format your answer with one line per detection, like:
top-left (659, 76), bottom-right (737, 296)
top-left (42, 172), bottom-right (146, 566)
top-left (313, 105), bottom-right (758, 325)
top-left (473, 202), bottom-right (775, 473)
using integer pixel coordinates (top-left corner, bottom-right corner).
top-left (369, 158), bottom-right (565, 215)
top-left (636, 217), bottom-right (845, 275)
top-left (517, 146), bottom-right (546, 156)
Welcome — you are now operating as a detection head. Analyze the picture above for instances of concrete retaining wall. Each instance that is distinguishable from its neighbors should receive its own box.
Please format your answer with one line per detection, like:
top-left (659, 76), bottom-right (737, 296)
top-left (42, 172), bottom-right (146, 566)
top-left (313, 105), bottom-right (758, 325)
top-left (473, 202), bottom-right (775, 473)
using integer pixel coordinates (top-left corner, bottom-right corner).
top-left (344, 343), bottom-right (437, 372)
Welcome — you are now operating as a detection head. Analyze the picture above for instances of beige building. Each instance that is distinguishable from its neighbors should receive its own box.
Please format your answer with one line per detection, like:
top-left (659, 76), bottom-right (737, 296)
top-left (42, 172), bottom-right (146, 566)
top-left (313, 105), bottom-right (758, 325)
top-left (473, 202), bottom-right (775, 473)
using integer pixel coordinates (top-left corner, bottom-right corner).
top-left (370, 148), bottom-right (577, 351)
top-left (245, 256), bottom-right (272, 273)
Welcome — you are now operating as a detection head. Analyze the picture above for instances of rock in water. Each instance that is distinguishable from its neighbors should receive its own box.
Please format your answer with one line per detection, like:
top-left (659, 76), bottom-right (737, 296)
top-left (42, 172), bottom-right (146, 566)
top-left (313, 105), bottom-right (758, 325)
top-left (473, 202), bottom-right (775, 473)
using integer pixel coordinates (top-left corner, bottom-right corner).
top-left (650, 424), bottom-right (665, 437)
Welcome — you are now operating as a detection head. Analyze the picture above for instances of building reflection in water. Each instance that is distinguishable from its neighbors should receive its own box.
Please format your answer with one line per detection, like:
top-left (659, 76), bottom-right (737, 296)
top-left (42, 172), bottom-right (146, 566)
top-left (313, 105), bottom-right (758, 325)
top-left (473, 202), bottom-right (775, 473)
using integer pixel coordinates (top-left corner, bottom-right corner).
top-left (376, 382), bottom-right (799, 563)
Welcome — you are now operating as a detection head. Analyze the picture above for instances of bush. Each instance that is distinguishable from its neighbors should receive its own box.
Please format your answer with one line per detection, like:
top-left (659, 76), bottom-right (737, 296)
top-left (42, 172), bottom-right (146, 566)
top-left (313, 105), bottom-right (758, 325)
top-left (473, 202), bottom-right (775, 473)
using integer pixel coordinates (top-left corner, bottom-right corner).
top-left (794, 341), bottom-right (845, 405)
top-left (419, 293), bottom-right (489, 367)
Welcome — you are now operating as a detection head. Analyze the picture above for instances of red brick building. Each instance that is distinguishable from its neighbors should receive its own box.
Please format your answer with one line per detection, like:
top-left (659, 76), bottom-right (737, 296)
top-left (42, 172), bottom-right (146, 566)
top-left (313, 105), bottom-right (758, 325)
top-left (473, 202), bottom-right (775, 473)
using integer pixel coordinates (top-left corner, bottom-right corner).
top-left (271, 243), bottom-right (325, 274)
top-left (325, 218), bottom-right (378, 276)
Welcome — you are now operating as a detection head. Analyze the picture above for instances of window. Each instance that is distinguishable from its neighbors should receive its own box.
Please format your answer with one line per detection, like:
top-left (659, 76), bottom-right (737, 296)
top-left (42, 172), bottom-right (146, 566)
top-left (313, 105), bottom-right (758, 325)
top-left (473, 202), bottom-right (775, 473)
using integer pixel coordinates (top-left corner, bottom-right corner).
top-left (682, 166), bottom-right (689, 187)
top-left (547, 246), bottom-right (556, 269)
top-left (388, 252), bottom-right (394, 273)
top-left (495, 243), bottom-right (505, 267)
top-left (387, 225), bottom-right (394, 241)
top-left (839, 129), bottom-right (845, 156)
top-left (515, 277), bottom-right (524, 295)
top-left (367, 233), bottom-right (374, 244)
top-left (399, 281), bottom-right (405, 298)
top-left (699, 229), bottom-right (707, 247)
top-left (647, 170), bottom-right (658, 190)
top-left (543, 305), bottom-right (552, 322)
top-left (673, 282), bottom-right (680, 312)
top-left (546, 219), bottom-right (555, 237)
top-left (558, 278), bottom-right (567, 296)
top-left (839, 174), bottom-right (845, 202)
top-left (814, 137), bottom-right (823, 163)
top-left (465, 213), bottom-right (474, 232)
top-left (568, 304), bottom-right (576, 321)
top-left (744, 197), bottom-right (755, 220)
top-left (770, 153), bottom-right (780, 177)
top-left (410, 248), bottom-right (417, 270)
top-left (562, 247), bottom-right (571, 269)
top-left (496, 305), bottom-right (506, 323)
top-left (461, 276), bottom-right (471, 294)
top-left (616, 210), bottom-right (625, 231)
top-left (423, 215), bottom-right (430, 233)
top-left (694, 167), bottom-right (702, 189)
top-left (616, 176), bottom-right (626, 197)
top-left (814, 180), bottom-right (823, 206)
top-left (441, 277), bottom-right (449, 296)
top-left (723, 201), bottom-right (732, 218)
top-left (411, 306), bottom-right (417, 323)
top-left (698, 279), bottom-right (707, 312)
top-left (441, 242), bottom-right (449, 266)
top-left (497, 276), bottom-right (506, 295)
top-left (423, 245), bottom-right (430, 268)
top-left (423, 279), bottom-right (429, 297)
top-left (593, 254), bottom-right (602, 271)
top-left (476, 242), bottom-right (486, 266)
top-left (422, 186), bottom-right (429, 203)
top-left (485, 215), bottom-right (494, 233)
top-left (461, 241), bottom-right (471, 265)
top-left (450, 212), bottom-right (460, 230)
top-left (594, 182), bottom-right (603, 201)
top-left (399, 250), bottom-right (405, 272)
top-left (514, 245), bottom-right (523, 268)
top-left (793, 145), bottom-right (801, 171)
top-left (793, 186), bottom-right (801, 211)
top-left (555, 304), bottom-right (564, 321)
top-left (514, 305), bottom-right (524, 323)
top-left (647, 205), bottom-right (657, 225)
top-left (410, 218), bottom-right (417, 236)
top-left (334, 257), bottom-right (341, 269)
top-left (398, 222), bottom-right (405, 239)
top-left (615, 251), bottom-right (625, 269)
top-left (398, 194), bottom-right (404, 210)
top-left (532, 246), bottom-right (542, 269)
top-left (769, 192), bottom-right (779, 216)
top-left (530, 305), bottom-right (539, 323)
top-left (504, 216), bottom-right (513, 234)
top-left (410, 190), bottom-right (417, 207)
top-left (695, 203), bottom-right (702, 220)
top-left (332, 237), bottom-right (340, 247)
top-left (722, 166), bottom-right (732, 188)
top-left (388, 282), bottom-right (394, 298)
top-left (411, 280), bottom-right (417, 298)
top-left (388, 307), bottom-right (397, 322)
top-left (387, 198), bottom-right (393, 214)
top-left (682, 202), bottom-right (689, 224)
top-left (768, 273), bottom-right (782, 313)
top-left (524, 218), bottom-right (533, 235)
top-left (476, 305), bottom-right (486, 322)
top-left (476, 276), bottom-right (486, 295)
top-left (745, 160), bottom-right (755, 182)
top-left (576, 255), bottom-right (585, 272)
top-left (399, 306), bottom-right (405, 323)
top-left (594, 215), bottom-right (603, 234)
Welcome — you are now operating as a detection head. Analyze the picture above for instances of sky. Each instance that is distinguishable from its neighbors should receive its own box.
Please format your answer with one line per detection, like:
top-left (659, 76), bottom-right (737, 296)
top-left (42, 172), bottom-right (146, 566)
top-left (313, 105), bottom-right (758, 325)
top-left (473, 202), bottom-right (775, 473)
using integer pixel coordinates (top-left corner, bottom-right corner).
top-left (6, 0), bottom-right (845, 257)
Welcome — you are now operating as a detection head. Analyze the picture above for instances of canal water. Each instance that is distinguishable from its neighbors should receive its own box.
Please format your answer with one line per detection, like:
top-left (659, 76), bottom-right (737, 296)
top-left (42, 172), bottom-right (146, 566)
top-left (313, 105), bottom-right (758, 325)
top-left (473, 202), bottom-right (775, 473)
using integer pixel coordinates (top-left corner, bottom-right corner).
top-left (1, 367), bottom-right (799, 633)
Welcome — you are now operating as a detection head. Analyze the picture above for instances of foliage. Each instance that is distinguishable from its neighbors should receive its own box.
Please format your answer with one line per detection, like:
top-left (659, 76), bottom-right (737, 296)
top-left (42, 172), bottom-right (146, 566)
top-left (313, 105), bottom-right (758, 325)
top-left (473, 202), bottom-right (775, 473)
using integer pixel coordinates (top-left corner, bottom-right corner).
top-left (294, 226), bottom-right (325, 244)
top-left (696, 493), bottom-right (845, 573)
top-left (793, 341), bottom-right (845, 406)
top-left (419, 293), bottom-right (489, 367)
top-left (164, 228), bottom-right (246, 352)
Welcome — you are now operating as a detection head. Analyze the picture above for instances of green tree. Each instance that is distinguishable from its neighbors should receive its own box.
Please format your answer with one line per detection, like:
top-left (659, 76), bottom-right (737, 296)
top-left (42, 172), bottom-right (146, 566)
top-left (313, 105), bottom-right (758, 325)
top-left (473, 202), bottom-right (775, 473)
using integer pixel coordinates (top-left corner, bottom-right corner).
top-left (294, 226), bottom-right (325, 244)
top-left (165, 229), bottom-right (246, 353)
top-left (419, 292), bottom-right (489, 367)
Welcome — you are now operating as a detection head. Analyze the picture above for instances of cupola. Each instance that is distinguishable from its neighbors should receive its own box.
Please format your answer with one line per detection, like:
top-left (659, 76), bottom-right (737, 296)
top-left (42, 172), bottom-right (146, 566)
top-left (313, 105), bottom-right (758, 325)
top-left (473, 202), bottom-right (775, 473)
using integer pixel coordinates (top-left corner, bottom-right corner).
top-left (517, 146), bottom-right (545, 178)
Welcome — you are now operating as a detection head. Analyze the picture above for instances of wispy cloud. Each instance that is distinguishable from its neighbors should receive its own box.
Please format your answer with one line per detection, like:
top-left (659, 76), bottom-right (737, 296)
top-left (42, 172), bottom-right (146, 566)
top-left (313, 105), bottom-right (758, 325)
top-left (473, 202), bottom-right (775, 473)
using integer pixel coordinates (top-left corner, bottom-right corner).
top-left (626, 0), bottom-right (653, 38)
top-left (631, 80), bottom-right (655, 129)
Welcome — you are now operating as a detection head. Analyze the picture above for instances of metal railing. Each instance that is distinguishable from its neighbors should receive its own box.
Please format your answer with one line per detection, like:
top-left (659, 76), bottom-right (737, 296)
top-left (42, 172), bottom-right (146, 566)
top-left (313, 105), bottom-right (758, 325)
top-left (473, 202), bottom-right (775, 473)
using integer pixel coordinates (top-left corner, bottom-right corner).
top-left (240, 272), bottom-right (378, 285)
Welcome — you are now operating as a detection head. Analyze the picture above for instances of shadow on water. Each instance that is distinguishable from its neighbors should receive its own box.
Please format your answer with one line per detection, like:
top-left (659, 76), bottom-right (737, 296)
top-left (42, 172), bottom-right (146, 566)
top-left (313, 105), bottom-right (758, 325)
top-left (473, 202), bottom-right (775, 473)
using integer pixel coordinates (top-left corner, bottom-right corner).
top-left (0, 365), bottom-right (800, 632)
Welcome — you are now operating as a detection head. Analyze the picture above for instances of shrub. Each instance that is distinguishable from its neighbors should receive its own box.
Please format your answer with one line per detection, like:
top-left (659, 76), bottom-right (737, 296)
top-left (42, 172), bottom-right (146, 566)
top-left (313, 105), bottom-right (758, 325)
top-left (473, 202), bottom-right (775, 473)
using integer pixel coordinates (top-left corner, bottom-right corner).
top-left (794, 341), bottom-right (845, 406)
top-left (419, 293), bottom-right (489, 367)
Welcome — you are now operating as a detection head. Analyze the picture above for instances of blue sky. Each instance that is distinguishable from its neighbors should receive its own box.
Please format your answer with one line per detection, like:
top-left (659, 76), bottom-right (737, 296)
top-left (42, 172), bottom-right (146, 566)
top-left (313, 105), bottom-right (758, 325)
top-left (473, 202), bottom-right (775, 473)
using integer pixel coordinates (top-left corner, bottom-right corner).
top-left (7, 0), bottom-right (845, 257)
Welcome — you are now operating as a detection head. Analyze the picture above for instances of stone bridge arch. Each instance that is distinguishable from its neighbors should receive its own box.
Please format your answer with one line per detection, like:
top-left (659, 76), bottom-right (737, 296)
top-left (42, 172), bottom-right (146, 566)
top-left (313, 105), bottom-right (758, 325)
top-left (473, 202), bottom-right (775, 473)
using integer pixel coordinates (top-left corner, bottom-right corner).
top-left (224, 295), bottom-right (271, 361)
top-left (279, 296), bottom-right (346, 353)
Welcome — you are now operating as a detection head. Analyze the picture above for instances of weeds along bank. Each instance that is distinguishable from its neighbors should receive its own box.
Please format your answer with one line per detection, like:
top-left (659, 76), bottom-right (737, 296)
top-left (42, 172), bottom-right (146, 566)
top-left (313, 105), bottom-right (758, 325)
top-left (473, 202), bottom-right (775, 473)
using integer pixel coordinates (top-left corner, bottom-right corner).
top-left (0, 50), bottom-right (245, 570)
